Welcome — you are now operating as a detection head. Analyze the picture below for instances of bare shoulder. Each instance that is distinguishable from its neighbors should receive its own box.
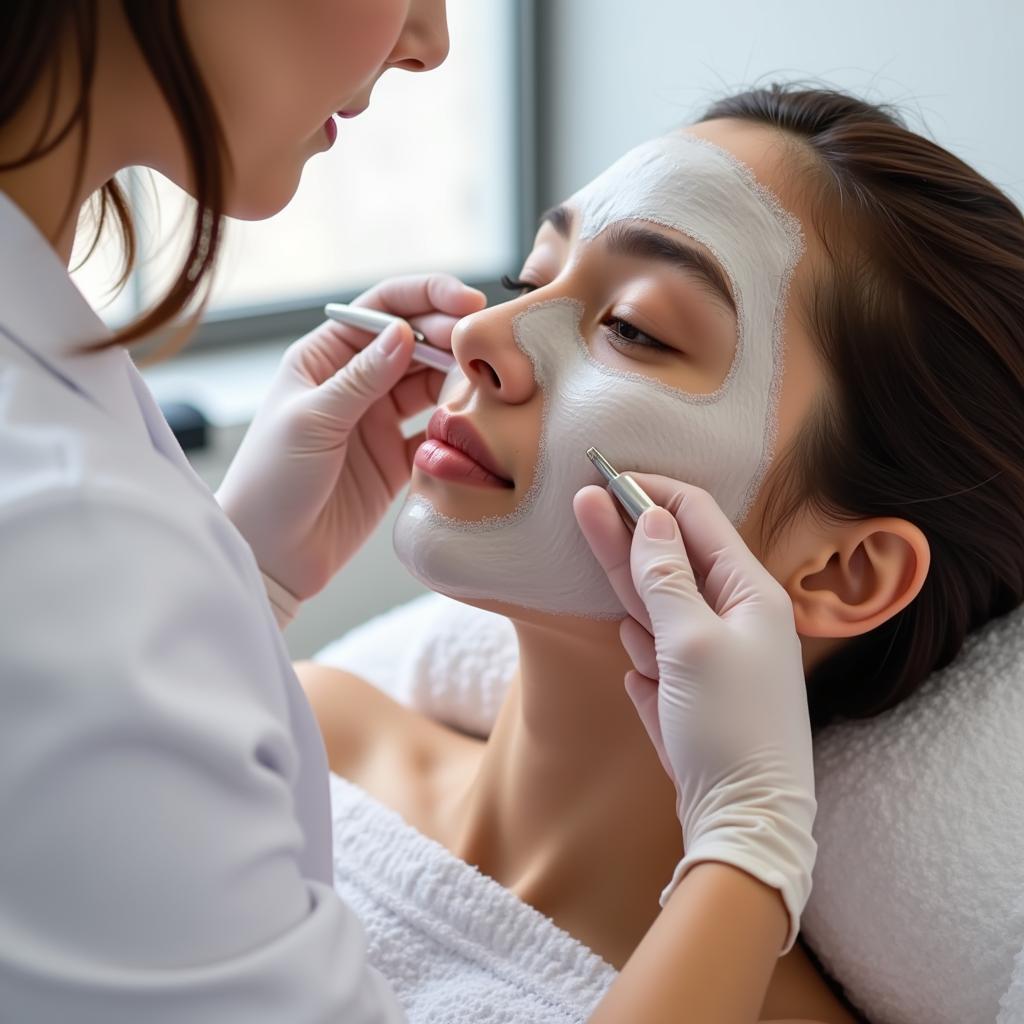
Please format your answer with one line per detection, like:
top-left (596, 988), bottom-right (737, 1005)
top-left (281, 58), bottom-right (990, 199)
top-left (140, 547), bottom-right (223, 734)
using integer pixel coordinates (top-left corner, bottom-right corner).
top-left (294, 660), bottom-right (409, 777)
top-left (293, 659), bottom-right (483, 816)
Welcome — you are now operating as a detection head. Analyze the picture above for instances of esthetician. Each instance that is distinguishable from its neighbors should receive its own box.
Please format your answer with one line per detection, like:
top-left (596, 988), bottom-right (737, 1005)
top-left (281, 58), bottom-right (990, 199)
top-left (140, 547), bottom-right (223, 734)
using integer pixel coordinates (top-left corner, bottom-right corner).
top-left (0, 3), bottom-right (819, 1022)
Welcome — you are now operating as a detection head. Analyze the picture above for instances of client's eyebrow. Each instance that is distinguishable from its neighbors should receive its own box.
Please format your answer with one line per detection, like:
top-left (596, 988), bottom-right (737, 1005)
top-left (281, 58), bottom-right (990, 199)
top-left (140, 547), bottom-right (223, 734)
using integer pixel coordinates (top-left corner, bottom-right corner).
top-left (604, 223), bottom-right (736, 315)
top-left (539, 204), bottom-right (736, 316)
top-left (540, 204), bottom-right (574, 238)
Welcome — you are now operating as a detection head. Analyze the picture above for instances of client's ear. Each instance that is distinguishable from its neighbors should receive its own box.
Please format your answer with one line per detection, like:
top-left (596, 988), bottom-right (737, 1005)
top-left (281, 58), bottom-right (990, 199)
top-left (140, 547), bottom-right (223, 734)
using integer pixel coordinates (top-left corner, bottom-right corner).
top-left (784, 517), bottom-right (931, 638)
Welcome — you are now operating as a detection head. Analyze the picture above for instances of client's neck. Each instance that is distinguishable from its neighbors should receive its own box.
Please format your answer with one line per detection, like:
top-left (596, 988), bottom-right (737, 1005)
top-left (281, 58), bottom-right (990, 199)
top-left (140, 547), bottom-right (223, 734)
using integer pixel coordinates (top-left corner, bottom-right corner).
top-left (448, 610), bottom-right (682, 968)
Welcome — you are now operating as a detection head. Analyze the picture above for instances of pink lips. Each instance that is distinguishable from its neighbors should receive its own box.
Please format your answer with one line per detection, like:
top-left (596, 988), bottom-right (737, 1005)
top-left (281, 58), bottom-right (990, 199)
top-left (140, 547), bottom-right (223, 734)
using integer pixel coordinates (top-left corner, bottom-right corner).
top-left (324, 106), bottom-right (366, 146)
top-left (415, 409), bottom-right (513, 489)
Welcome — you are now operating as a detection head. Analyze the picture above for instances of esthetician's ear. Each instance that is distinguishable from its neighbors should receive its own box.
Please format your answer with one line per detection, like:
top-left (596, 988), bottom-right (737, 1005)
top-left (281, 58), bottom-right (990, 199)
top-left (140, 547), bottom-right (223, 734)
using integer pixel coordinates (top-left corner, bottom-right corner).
top-left (784, 517), bottom-right (931, 638)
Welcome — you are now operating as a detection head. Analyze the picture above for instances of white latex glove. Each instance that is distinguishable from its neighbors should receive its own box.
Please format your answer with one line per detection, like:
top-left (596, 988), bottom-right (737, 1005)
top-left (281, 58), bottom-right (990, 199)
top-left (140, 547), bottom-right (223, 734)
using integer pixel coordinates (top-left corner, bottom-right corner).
top-left (217, 274), bottom-right (486, 610)
top-left (574, 475), bottom-right (818, 955)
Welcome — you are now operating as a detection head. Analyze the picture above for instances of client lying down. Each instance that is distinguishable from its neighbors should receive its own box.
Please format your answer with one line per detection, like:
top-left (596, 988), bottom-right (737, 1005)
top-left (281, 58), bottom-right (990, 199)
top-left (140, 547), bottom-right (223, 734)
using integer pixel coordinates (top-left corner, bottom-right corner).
top-left (297, 86), bottom-right (1024, 1023)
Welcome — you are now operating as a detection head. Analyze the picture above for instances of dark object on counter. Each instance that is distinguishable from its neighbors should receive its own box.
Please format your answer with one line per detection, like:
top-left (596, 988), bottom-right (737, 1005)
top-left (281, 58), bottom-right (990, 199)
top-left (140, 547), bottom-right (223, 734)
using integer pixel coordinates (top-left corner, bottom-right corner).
top-left (160, 400), bottom-right (208, 452)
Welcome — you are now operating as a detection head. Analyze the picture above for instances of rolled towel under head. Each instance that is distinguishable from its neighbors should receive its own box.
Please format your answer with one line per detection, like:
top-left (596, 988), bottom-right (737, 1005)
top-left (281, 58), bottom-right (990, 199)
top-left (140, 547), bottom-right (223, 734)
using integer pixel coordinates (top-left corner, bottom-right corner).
top-left (316, 594), bottom-right (1024, 1023)
top-left (801, 601), bottom-right (1024, 1024)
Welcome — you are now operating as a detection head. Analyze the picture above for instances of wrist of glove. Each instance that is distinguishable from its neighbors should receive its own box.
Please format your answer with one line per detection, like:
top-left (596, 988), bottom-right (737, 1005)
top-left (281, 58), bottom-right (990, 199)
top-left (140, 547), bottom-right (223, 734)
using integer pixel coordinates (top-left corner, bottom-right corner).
top-left (662, 787), bottom-right (818, 955)
top-left (260, 571), bottom-right (301, 629)
top-left (574, 478), bottom-right (819, 956)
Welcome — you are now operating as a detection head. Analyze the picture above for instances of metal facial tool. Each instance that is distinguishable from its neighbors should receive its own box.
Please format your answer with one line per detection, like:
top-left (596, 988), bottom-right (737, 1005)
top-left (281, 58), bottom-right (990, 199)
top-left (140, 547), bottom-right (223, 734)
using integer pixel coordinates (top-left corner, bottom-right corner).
top-left (324, 302), bottom-right (457, 373)
top-left (586, 446), bottom-right (658, 528)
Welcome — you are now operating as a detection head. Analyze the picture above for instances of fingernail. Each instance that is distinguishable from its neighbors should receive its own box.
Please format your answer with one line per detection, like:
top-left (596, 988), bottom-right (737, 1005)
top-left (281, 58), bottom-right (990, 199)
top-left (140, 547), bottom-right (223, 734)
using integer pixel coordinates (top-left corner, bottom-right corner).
top-left (379, 323), bottom-right (405, 357)
top-left (642, 507), bottom-right (677, 540)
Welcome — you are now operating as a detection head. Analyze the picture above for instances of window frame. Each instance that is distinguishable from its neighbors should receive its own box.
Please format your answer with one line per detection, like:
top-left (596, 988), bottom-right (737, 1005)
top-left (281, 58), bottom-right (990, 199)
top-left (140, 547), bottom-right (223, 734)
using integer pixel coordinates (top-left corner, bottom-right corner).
top-left (160, 0), bottom-right (541, 353)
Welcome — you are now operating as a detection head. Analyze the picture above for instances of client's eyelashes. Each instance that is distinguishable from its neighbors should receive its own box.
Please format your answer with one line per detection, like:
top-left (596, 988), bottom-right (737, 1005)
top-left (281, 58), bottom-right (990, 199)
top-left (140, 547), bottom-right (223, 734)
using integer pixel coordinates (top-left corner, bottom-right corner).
top-left (500, 273), bottom-right (539, 296)
top-left (499, 274), bottom-right (671, 355)
top-left (602, 317), bottom-right (671, 352)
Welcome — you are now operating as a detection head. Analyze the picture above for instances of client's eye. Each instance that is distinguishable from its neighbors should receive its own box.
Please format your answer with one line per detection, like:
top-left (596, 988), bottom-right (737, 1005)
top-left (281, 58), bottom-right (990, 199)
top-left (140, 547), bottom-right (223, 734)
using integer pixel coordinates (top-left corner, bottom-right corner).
top-left (602, 317), bottom-right (671, 352)
top-left (500, 273), bottom-right (539, 296)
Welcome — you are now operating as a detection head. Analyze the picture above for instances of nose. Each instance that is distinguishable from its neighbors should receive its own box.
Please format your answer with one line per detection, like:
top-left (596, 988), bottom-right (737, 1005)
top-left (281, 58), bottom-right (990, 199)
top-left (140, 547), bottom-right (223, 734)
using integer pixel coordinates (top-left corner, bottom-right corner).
top-left (387, 0), bottom-right (450, 73)
top-left (450, 302), bottom-right (537, 406)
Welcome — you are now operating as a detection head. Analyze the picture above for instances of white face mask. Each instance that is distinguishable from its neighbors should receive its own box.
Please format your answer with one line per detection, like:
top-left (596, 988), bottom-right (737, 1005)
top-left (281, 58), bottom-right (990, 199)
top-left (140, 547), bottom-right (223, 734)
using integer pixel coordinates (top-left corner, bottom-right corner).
top-left (394, 132), bottom-right (803, 619)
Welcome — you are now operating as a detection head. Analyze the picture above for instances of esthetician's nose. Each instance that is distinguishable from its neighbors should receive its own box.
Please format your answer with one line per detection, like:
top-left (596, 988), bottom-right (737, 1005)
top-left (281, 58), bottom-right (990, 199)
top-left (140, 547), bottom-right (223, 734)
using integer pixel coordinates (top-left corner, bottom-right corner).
top-left (387, 0), bottom-right (450, 73)
top-left (450, 305), bottom-right (537, 405)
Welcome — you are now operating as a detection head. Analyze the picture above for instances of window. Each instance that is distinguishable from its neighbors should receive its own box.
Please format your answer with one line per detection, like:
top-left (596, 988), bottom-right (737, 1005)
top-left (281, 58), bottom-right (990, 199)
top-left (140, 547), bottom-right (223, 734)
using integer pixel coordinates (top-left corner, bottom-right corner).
top-left (71, 0), bottom-right (533, 346)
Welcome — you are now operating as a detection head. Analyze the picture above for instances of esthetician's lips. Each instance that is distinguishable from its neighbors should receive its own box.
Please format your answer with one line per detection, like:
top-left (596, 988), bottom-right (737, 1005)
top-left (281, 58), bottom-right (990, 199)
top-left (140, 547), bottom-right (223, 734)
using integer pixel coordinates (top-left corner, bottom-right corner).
top-left (337, 107), bottom-right (367, 119)
top-left (416, 409), bottom-right (514, 489)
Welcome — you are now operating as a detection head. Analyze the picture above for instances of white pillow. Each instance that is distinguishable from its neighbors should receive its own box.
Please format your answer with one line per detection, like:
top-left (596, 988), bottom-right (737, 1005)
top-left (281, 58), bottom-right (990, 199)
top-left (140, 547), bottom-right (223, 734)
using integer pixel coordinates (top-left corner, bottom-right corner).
top-left (800, 602), bottom-right (1024, 1024)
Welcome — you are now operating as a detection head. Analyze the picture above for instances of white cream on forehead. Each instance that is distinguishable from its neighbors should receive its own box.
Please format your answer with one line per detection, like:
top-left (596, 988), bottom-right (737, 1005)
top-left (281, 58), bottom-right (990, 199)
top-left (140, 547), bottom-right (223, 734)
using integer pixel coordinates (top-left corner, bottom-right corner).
top-left (394, 132), bottom-right (803, 619)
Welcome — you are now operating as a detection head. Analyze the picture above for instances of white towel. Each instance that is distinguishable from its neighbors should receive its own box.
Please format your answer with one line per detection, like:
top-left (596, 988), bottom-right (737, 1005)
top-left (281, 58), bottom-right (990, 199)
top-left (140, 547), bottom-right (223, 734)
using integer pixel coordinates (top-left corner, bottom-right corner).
top-left (316, 594), bottom-right (1024, 1024)
top-left (329, 773), bottom-right (616, 1022)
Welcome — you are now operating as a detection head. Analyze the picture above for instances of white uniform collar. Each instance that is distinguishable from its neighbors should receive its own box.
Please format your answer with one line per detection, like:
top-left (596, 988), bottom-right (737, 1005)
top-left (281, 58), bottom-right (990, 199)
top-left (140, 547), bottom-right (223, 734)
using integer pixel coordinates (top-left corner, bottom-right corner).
top-left (0, 188), bottom-right (151, 436)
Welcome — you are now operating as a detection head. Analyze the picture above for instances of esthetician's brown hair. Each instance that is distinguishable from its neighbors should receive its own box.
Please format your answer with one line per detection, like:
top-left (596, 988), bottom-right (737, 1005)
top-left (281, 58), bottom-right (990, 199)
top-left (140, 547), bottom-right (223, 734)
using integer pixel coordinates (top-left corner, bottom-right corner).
top-left (0, 0), bottom-right (226, 356)
top-left (701, 86), bottom-right (1024, 732)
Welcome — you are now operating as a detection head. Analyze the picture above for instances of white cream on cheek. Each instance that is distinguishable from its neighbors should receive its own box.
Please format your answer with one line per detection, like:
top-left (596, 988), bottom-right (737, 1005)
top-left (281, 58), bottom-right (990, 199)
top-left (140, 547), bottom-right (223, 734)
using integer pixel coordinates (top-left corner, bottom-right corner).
top-left (394, 133), bottom-right (803, 619)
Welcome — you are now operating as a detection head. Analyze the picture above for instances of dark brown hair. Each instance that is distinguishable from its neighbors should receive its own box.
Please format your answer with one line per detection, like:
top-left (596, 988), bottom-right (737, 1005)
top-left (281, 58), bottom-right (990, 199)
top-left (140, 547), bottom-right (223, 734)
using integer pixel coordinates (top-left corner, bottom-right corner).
top-left (0, 0), bottom-right (227, 357)
top-left (701, 86), bottom-right (1024, 732)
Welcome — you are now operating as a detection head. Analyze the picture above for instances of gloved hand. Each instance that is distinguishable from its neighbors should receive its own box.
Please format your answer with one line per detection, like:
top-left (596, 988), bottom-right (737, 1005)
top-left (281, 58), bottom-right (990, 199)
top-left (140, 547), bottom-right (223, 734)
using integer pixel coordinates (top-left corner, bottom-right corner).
top-left (217, 274), bottom-right (486, 608)
top-left (574, 475), bottom-right (818, 955)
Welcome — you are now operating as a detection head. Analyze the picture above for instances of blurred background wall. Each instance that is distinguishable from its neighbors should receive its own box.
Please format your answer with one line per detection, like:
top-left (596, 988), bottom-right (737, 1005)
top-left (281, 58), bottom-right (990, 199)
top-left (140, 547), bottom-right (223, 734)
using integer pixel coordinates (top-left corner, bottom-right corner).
top-left (538, 0), bottom-right (1024, 210)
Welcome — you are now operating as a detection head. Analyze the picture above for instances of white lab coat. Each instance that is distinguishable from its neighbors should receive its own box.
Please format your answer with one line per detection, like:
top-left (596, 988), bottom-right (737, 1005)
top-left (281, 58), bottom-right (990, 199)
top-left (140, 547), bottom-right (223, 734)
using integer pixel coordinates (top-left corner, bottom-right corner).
top-left (0, 190), bottom-right (404, 1022)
